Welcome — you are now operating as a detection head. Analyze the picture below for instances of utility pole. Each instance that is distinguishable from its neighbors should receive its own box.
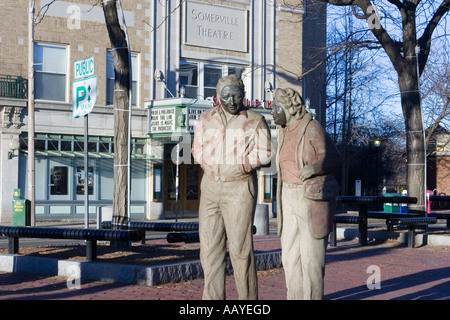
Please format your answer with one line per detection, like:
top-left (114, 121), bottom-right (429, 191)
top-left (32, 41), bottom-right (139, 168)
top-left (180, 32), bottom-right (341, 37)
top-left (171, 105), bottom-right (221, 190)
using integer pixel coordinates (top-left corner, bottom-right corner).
top-left (28, 0), bottom-right (36, 226)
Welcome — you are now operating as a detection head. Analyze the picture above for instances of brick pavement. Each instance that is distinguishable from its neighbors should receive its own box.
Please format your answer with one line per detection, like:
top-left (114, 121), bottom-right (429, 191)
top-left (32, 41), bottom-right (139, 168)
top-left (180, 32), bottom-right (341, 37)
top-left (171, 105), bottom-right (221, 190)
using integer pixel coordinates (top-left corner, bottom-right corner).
top-left (0, 238), bottom-right (448, 301)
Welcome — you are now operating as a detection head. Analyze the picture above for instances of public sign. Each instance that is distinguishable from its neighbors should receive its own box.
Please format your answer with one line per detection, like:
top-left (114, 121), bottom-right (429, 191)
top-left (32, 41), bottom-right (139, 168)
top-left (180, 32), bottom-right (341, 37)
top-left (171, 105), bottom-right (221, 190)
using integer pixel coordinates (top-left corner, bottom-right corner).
top-left (72, 76), bottom-right (97, 118)
top-left (74, 56), bottom-right (95, 79)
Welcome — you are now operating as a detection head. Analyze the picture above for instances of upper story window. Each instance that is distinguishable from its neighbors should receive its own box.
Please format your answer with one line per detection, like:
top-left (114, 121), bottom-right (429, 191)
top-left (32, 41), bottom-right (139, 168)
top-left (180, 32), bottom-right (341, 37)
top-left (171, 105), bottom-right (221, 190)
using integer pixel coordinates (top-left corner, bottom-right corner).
top-left (204, 64), bottom-right (223, 98)
top-left (106, 50), bottom-right (139, 107)
top-left (179, 60), bottom-right (198, 99)
top-left (180, 60), bottom-right (244, 100)
top-left (34, 43), bottom-right (67, 102)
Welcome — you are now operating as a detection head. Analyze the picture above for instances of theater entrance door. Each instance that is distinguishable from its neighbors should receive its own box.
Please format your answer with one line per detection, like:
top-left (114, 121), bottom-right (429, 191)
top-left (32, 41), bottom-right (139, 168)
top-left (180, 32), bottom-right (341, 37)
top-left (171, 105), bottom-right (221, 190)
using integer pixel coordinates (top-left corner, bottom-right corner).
top-left (164, 162), bottom-right (201, 212)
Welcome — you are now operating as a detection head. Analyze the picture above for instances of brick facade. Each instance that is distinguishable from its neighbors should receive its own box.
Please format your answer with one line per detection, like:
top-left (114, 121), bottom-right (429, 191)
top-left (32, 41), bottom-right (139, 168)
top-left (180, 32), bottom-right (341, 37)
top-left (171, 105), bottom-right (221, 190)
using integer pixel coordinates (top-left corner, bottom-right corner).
top-left (0, 0), bottom-right (150, 108)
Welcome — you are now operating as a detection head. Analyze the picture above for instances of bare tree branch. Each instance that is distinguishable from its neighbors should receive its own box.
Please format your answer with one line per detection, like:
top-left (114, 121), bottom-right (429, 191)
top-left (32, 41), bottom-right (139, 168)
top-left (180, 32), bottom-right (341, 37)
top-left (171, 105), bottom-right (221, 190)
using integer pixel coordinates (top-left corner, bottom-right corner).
top-left (35, 0), bottom-right (57, 25)
top-left (386, 0), bottom-right (404, 10)
top-left (418, 0), bottom-right (450, 75)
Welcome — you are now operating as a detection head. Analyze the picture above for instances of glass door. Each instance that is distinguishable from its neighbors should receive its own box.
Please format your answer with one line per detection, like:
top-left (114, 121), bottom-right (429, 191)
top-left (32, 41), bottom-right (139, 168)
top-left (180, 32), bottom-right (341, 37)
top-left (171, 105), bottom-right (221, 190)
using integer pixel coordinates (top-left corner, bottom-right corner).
top-left (164, 162), bottom-right (201, 212)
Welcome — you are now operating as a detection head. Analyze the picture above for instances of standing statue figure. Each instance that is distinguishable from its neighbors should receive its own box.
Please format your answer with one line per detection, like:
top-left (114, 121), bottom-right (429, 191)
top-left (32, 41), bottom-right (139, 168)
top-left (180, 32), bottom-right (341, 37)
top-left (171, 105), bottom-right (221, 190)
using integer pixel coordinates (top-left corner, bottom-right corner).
top-left (192, 74), bottom-right (272, 300)
top-left (272, 88), bottom-right (341, 300)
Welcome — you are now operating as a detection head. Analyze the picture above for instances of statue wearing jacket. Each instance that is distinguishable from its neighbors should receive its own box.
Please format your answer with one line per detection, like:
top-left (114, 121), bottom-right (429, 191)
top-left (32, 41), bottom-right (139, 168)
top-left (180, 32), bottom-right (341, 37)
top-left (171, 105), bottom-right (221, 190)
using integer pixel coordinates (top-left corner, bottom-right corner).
top-left (192, 74), bottom-right (272, 300)
top-left (272, 88), bottom-right (341, 300)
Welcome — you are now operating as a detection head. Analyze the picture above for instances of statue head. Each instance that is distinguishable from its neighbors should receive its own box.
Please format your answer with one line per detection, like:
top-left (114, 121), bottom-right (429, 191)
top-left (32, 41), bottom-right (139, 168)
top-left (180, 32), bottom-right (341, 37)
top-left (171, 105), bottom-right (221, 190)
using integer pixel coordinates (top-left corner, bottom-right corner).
top-left (216, 74), bottom-right (245, 115)
top-left (272, 88), bottom-right (307, 126)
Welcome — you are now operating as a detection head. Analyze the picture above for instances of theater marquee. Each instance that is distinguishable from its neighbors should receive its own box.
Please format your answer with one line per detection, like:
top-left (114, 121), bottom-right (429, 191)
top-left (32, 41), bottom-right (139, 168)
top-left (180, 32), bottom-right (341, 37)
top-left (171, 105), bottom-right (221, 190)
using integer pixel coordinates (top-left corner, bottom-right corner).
top-left (184, 0), bottom-right (248, 53)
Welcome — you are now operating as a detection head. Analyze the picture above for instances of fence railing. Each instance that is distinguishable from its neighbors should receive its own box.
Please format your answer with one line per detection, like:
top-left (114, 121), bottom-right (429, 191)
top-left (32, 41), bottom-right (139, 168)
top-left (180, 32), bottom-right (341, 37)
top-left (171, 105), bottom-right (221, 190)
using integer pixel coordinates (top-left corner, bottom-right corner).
top-left (0, 75), bottom-right (28, 99)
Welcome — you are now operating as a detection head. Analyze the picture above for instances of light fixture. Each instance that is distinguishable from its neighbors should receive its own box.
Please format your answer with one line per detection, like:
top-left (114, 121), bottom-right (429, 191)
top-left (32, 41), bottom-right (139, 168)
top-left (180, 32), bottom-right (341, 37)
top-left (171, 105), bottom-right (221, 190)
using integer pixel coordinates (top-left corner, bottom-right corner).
top-left (264, 81), bottom-right (273, 93)
top-left (374, 140), bottom-right (381, 147)
top-left (8, 136), bottom-right (20, 159)
top-left (154, 70), bottom-right (163, 82)
top-left (305, 97), bottom-right (311, 108)
top-left (180, 86), bottom-right (185, 98)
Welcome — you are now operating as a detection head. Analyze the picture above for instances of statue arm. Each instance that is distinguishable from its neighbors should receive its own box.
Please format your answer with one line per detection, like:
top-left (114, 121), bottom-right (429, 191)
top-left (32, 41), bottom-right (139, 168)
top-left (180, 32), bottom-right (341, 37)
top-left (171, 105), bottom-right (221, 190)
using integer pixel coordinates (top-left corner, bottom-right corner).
top-left (241, 118), bottom-right (272, 173)
top-left (301, 120), bottom-right (341, 179)
top-left (192, 118), bottom-right (204, 166)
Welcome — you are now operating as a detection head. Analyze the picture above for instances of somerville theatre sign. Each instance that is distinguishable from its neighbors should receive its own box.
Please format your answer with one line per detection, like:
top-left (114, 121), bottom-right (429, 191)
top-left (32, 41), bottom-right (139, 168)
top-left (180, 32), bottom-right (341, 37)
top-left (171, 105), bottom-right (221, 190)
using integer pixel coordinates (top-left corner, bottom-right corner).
top-left (184, 0), bottom-right (249, 53)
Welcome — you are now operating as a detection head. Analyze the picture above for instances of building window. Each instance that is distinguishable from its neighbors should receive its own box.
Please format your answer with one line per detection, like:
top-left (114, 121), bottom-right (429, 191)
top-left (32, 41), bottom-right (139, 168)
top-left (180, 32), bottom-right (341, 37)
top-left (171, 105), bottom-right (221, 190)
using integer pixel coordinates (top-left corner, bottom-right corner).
top-left (180, 60), bottom-right (244, 99)
top-left (50, 166), bottom-right (68, 195)
top-left (76, 167), bottom-right (93, 195)
top-left (34, 43), bottom-right (67, 101)
top-left (106, 51), bottom-right (139, 107)
top-left (204, 64), bottom-right (223, 98)
top-left (179, 60), bottom-right (198, 98)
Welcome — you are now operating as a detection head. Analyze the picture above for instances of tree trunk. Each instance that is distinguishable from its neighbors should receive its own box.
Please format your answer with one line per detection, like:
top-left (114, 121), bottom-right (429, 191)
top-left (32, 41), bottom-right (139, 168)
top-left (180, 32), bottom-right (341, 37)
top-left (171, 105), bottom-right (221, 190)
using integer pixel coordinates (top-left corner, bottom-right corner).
top-left (102, 0), bottom-right (130, 229)
top-left (399, 70), bottom-right (426, 213)
top-left (398, 4), bottom-right (426, 214)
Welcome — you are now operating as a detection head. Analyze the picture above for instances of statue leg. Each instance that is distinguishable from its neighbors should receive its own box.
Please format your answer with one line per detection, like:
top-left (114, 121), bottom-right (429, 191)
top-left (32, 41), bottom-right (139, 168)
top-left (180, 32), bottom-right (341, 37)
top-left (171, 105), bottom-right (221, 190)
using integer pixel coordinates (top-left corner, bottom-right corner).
top-left (222, 177), bottom-right (258, 300)
top-left (199, 178), bottom-right (227, 300)
top-left (280, 184), bottom-right (327, 300)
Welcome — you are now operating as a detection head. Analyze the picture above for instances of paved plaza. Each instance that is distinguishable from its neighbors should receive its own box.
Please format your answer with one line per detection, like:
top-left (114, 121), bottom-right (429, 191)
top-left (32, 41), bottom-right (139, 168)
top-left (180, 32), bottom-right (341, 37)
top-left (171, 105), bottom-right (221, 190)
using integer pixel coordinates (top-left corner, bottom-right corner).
top-left (0, 235), bottom-right (448, 301)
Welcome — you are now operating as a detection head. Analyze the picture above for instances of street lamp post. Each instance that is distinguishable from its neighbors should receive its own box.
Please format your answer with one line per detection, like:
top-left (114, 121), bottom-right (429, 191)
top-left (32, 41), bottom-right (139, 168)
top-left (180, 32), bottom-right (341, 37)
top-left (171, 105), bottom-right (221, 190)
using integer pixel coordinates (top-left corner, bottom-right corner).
top-left (28, 0), bottom-right (36, 226)
top-left (374, 140), bottom-right (381, 196)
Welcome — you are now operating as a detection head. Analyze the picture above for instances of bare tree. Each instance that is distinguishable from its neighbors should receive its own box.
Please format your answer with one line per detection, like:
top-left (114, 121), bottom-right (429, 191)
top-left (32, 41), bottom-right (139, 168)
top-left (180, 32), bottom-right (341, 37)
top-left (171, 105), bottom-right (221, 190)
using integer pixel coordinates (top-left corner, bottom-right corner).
top-left (326, 6), bottom-right (394, 194)
top-left (102, 0), bottom-right (131, 229)
top-left (318, 0), bottom-right (450, 213)
top-left (422, 46), bottom-right (450, 148)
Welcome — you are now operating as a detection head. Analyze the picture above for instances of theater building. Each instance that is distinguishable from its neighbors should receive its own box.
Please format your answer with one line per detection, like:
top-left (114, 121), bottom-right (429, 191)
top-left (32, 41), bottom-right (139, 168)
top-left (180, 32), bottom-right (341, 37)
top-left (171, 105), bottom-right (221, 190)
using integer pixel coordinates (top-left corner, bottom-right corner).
top-left (0, 0), bottom-right (326, 223)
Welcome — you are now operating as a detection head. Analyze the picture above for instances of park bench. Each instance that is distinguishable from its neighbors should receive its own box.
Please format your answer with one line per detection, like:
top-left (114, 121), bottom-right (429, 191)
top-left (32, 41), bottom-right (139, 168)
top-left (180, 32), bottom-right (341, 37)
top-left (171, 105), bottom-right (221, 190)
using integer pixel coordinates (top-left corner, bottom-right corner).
top-left (334, 196), bottom-right (418, 246)
top-left (386, 217), bottom-right (437, 248)
top-left (428, 196), bottom-right (450, 229)
top-left (101, 221), bottom-right (259, 244)
top-left (101, 221), bottom-right (199, 244)
top-left (329, 211), bottom-right (422, 247)
top-left (166, 232), bottom-right (200, 243)
top-left (427, 213), bottom-right (450, 229)
top-left (329, 215), bottom-right (360, 247)
top-left (0, 225), bottom-right (142, 261)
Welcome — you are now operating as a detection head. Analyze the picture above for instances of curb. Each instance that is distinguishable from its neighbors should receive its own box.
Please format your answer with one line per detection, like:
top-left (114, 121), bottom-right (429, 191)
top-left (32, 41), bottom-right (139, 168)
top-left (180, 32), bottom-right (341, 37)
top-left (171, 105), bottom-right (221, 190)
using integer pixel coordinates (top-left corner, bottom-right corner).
top-left (0, 250), bottom-right (281, 287)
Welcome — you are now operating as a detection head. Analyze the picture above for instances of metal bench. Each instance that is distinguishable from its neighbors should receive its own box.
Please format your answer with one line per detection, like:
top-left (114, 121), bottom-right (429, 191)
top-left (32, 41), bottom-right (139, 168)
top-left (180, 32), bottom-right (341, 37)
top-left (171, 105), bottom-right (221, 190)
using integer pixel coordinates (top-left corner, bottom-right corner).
top-left (102, 221), bottom-right (258, 244)
top-left (330, 212), bottom-right (420, 247)
top-left (427, 213), bottom-right (450, 229)
top-left (336, 196), bottom-right (418, 245)
top-left (386, 217), bottom-right (437, 248)
top-left (330, 215), bottom-right (360, 247)
top-left (166, 232), bottom-right (200, 244)
top-left (426, 196), bottom-right (450, 229)
top-left (367, 212), bottom-right (417, 220)
top-left (0, 226), bottom-right (142, 261)
top-left (101, 221), bottom-right (199, 244)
